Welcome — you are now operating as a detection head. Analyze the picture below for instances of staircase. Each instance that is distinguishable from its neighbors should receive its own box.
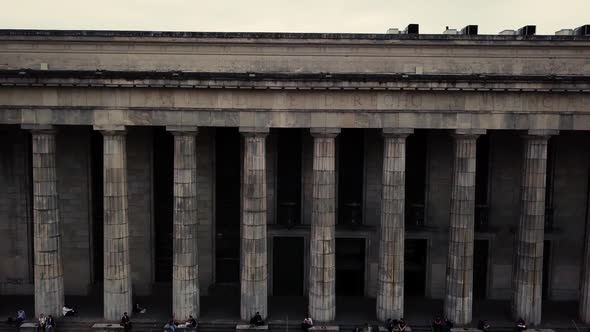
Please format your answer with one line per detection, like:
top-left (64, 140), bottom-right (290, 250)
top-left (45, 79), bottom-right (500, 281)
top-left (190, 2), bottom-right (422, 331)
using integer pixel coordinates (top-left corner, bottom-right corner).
top-left (2, 322), bottom-right (587, 332)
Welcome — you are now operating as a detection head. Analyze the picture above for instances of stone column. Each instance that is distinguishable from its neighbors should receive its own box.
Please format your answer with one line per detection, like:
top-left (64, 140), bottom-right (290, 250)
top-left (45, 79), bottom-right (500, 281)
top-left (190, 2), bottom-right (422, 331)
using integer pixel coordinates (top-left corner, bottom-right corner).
top-left (512, 130), bottom-right (556, 325)
top-left (240, 127), bottom-right (269, 321)
top-left (376, 128), bottom-right (412, 322)
top-left (309, 128), bottom-right (339, 323)
top-left (443, 129), bottom-right (484, 325)
top-left (98, 125), bottom-right (132, 321)
top-left (169, 127), bottom-right (200, 320)
top-left (25, 125), bottom-right (65, 317)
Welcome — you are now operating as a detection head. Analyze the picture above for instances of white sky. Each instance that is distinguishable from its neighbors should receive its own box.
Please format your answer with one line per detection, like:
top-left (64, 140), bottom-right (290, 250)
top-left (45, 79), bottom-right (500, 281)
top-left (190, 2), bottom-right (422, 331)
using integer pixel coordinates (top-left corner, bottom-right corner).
top-left (0, 0), bottom-right (588, 35)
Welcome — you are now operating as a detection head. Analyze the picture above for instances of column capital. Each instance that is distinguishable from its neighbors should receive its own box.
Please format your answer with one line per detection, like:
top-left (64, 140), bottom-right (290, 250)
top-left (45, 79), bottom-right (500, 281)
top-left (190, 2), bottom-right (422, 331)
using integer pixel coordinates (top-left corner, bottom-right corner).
top-left (21, 124), bottom-right (57, 134)
top-left (167, 126), bottom-right (199, 136)
top-left (310, 127), bottom-right (340, 138)
top-left (383, 128), bottom-right (413, 138)
top-left (94, 125), bottom-right (126, 136)
top-left (453, 129), bottom-right (486, 138)
top-left (240, 127), bottom-right (269, 138)
top-left (523, 129), bottom-right (559, 140)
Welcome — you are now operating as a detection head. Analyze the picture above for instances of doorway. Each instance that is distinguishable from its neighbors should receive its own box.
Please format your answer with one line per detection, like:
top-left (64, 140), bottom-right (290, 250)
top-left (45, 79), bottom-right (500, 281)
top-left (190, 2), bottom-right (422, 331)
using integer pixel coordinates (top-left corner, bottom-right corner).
top-left (153, 127), bottom-right (174, 282)
top-left (273, 237), bottom-right (304, 296)
top-left (338, 129), bottom-right (364, 225)
top-left (405, 239), bottom-right (427, 296)
top-left (335, 238), bottom-right (365, 296)
top-left (276, 129), bottom-right (302, 226)
top-left (473, 239), bottom-right (489, 299)
top-left (215, 128), bottom-right (241, 283)
top-left (90, 130), bottom-right (104, 283)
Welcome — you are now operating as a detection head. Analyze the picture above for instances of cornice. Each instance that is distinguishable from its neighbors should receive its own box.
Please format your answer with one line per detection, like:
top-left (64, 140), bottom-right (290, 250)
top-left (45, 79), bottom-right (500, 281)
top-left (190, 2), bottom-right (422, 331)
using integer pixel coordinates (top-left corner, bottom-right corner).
top-left (1, 70), bottom-right (588, 92)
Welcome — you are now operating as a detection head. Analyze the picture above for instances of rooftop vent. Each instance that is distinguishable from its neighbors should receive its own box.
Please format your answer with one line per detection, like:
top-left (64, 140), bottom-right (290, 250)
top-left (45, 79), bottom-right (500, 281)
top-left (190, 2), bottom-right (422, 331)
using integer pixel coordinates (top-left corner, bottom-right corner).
top-left (499, 29), bottom-right (517, 35)
top-left (403, 24), bottom-right (419, 34)
top-left (443, 27), bottom-right (459, 35)
top-left (518, 25), bottom-right (536, 36)
top-left (461, 25), bottom-right (478, 35)
top-left (575, 24), bottom-right (590, 36)
top-left (555, 29), bottom-right (574, 36)
top-left (386, 28), bottom-right (400, 34)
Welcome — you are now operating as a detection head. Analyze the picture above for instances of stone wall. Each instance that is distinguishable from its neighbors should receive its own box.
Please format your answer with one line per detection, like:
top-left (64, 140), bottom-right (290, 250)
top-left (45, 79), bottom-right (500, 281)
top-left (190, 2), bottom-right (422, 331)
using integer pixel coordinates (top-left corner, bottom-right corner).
top-left (364, 129), bottom-right (383, 297)
top-left (56, 127), bottom-right (92, 295)
top-left (302, 132), bottom-right (314, 225)
top-left (550, 132), bottom-right (590, 300)
top-left (0, 126), bottom-right (33, 294)
top-left (487, 131), bottom-right (521, 299)
top-left (127, 127), bottom-right (154, 295)
top-left (425, 131), bottom-right (453, 299)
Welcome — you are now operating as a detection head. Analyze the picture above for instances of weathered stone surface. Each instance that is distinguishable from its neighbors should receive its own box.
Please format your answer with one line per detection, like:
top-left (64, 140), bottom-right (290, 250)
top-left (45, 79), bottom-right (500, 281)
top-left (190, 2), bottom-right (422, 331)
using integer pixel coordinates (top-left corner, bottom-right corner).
top-left (240, 128), bottom-right (268, 321)
top-left (100, 127), bottom-right (132, 320)
top-left (443, 130), bottom-right (482, 325)
top-left (28, 126), bottom-right (64, 317)
top-left (376, 128), bottom-right (412, 321)
top-left (512, 131), bottom-right (555, 325)
top-left (309, 128), bottom-right (339, 323)
top-left (170, 127), bottom-right (200, 320)
top-left (0, 128), bottom-right (33, 295)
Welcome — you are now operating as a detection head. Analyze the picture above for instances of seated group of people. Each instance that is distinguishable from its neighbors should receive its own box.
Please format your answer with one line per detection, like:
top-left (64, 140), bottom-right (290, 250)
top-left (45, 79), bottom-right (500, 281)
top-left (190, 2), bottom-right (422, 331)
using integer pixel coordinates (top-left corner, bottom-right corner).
top-left (164, 315), bottom-right (198, 331)
top-left (39, 313), bottom-right (56, 331)
top-left (385, 318), bottom-right (409, 332)
top-left (432, 316), bottom-right (453, 332)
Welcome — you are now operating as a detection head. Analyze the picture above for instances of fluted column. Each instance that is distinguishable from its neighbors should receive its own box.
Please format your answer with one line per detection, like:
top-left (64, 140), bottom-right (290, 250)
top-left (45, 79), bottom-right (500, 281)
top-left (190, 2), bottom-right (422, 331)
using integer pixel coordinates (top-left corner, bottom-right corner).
top-left (444, 129), bottom-right (484, 325)
top-left (169, 127), bottom-right (200, 321)
top-left (309, 128), bottom-right (339, 323)
top-left (24, 125), bottom-right (64, 317)
top-left (376, 128), bottom-right (412, 321)
top-left (512, 130), bottom-right (556, 325)
top-left (98, 125), bottom-right (132, 321)
top-left (240, 127), bottom-right (268, 321)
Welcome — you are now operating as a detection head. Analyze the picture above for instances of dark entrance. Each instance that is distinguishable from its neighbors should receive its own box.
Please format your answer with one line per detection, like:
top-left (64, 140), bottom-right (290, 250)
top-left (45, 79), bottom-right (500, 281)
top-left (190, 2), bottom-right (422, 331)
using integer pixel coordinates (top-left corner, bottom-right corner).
top-left (405, 239), bottom-right (427, 296)
top-left (276, 129), bottom-right (302, 226)
top-left (338, 129), bottom-right (364, 225)
top-left (335, 238), bottom-right (365, 296)
top-left (273, 237), bottom-right (304, 295)
top-left (90, 130), bottom-right (104, 283)
top-left (215, 128), bottom-right (241, 283)
top-left (473, 239), bottom-right (489, 299)
top-left (405, 130), bottom-right (427, 227)
top-left (153, 127), bottom-right (174, 282)
top-left (543, 240), bottom-right (551, 299)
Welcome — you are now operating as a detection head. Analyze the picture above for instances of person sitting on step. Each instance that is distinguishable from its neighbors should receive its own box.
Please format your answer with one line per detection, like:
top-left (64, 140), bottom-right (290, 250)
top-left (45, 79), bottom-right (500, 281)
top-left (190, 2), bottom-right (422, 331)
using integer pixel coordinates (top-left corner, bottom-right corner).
top-left (250, 312), bottom-right (265, 326)
top-left (301, 316), bottom-right (313, 331)
top-left (396, 318), bottom-right (408, 332)
top-left (477, 319), bottom-right (491, 332)
top-left (121, 312), bottom-right (132, 332)
top-left (62, 304), bottom-right (78, 317)
top-left (132, 303), bottom-right (146, 314)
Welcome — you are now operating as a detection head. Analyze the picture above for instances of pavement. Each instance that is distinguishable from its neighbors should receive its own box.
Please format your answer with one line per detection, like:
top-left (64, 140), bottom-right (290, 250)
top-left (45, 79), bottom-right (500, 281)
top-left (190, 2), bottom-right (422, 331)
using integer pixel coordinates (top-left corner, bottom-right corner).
top-left (0, 292), bottom-right (583, 329)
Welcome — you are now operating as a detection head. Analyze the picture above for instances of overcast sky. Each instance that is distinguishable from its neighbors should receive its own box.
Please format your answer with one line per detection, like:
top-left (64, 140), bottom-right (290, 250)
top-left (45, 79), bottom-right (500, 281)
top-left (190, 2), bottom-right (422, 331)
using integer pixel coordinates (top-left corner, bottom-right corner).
top-left (1, 0), bottom-right (588, 35)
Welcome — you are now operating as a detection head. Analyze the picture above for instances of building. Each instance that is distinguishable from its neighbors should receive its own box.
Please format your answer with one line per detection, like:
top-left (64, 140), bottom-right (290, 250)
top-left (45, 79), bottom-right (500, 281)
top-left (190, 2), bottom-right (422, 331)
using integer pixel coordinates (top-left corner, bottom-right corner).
top-left (0, 25), bottom-right (589, 326)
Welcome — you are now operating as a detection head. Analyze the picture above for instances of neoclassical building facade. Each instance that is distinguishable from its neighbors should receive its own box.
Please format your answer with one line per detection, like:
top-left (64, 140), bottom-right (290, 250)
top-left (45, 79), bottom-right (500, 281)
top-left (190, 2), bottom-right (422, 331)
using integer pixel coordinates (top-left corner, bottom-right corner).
top-left (0, 27), bottom-right (589, 325)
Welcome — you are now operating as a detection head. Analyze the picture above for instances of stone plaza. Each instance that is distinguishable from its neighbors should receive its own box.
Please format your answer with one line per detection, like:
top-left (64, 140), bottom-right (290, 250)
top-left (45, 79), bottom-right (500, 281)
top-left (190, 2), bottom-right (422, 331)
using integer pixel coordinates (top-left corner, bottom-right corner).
top-left (0, 25), bottom-right (590, 327)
